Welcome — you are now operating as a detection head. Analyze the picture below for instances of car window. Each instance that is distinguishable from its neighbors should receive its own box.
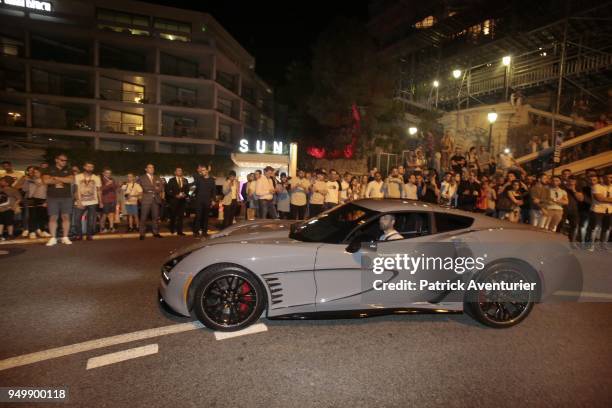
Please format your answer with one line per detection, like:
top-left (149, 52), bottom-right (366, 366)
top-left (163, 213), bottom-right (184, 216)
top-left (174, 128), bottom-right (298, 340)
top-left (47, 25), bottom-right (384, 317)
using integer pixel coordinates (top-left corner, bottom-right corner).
top-left (349, 212), bottom-right (430, 243)
top-left (290, 203), bottom-right (378, 243)
top-left (433, 212), bottom-right (474, 232)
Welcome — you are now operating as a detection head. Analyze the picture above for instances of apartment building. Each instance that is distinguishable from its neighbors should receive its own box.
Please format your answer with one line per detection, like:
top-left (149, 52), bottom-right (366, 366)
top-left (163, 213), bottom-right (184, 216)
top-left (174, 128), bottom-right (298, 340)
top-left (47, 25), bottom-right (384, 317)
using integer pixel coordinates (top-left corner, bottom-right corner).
top-left (0, 0), bottom-right (274, 156)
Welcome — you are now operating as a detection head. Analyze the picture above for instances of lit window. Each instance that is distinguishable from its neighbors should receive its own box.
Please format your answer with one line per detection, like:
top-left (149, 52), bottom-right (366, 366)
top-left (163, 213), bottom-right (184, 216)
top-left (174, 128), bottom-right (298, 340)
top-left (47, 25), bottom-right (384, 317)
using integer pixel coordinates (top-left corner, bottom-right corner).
top-left (415, 15), bottom-right (436, 29)
top-left (154, 18), bottom-right (191, 34)
top-left (159, 33), bottom-right (189, 42)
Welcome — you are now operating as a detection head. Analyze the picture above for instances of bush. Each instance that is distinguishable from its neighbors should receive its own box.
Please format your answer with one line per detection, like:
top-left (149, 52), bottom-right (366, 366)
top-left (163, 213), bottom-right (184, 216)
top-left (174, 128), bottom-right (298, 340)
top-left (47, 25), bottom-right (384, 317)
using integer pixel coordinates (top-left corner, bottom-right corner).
top-left (44, 148), bottom-right (233, 177)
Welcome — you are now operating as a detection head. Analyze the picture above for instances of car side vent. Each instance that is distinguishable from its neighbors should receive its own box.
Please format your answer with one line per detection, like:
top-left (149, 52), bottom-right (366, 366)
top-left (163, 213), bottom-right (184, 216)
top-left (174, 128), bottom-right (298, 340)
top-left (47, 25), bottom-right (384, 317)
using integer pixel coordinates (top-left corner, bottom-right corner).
top-left (264, 277), bottom-right (283, 305)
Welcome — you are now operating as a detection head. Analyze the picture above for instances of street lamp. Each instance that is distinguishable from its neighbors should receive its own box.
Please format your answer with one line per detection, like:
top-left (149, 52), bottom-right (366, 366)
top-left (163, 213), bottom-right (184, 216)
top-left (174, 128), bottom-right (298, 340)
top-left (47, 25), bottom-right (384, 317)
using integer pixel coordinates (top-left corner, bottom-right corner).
top-left (487, 111), bottom-right (498, 153)
top-left (408, 126), bottom-right (418, 136)
top-left (452, 69), bottom-right (461, 79)
top-left (432, 80), bottom-right (439, 108)
top-left (502, 55), bottom-right (511, 66)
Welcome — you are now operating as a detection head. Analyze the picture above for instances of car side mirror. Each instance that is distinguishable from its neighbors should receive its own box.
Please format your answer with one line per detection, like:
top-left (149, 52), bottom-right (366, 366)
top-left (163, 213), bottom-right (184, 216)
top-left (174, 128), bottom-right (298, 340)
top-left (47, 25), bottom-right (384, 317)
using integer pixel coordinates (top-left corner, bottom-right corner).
top-left (346, 237), bottom-right (362, 253)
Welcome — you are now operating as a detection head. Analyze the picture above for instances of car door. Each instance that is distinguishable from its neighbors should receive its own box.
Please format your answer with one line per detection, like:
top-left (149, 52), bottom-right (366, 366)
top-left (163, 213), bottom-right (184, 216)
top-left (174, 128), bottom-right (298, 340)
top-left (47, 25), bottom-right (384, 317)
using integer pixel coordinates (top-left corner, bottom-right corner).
top-left (313, 211), bottom-right (457, 312)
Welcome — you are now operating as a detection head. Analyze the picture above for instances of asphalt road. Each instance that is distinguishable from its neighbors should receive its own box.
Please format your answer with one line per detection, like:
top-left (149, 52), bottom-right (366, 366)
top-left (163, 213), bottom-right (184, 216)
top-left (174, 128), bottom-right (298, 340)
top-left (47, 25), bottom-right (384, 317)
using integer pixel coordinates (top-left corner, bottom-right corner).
top-left (1, 237), bottom-right (611, 408)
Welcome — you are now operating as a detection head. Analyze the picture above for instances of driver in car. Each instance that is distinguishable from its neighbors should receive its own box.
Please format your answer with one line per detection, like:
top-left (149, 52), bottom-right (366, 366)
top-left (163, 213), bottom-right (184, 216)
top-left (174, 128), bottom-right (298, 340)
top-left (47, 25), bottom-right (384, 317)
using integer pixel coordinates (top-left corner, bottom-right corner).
top-left (378, 214), bottom-right (403, 241)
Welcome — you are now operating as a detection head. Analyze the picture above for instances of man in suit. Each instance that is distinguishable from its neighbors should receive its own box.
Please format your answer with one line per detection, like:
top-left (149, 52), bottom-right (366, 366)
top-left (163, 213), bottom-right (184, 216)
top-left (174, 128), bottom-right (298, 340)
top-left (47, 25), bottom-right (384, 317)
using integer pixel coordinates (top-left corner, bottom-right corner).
top-left (192, 164), bottom-right (216, 237)
top-left (138, 163), bottom-right (164, 240)
top-left (222, 170), bottom-right (240, 228)
top-left (165, 167), bottom-right (189, 236)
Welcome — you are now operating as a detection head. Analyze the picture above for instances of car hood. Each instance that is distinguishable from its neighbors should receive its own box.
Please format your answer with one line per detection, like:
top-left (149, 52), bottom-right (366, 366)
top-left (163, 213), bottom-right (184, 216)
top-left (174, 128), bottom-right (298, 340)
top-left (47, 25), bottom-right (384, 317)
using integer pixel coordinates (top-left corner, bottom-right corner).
top-left (167, 219), bottom-right (297, 259)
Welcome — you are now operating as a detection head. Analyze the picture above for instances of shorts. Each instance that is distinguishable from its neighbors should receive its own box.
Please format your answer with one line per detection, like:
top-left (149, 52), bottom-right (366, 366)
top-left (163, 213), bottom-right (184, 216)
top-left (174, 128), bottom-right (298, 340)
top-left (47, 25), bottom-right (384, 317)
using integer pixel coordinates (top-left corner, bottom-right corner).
top-left (102, 202), bottom-right (116, 214)
top-left (125, 204), bottom-right (139, 215)
top-left (0, 210), bottom-right (15, 226)
top-left (47, 197), bottom-right (73, 217)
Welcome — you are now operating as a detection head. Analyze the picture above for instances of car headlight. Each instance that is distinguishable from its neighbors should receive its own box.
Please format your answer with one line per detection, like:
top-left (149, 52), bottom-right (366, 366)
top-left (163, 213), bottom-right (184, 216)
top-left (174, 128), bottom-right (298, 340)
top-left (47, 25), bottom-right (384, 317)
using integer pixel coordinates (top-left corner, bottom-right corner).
top-left (161, 252), bottom-right (191, 283)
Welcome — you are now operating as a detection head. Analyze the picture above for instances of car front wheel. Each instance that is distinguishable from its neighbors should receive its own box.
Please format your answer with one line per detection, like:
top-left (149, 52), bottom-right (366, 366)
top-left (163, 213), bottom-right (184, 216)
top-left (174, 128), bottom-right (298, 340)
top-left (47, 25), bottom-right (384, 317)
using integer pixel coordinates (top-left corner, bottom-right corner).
top-left (192, 265), bottom-right (266, 331)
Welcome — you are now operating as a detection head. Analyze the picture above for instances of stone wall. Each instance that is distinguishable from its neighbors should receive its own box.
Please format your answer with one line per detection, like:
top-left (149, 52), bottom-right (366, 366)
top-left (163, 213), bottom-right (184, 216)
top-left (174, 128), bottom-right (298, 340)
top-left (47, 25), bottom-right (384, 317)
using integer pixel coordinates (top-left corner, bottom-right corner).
top-left (310, 157), bottom-right (368, 175)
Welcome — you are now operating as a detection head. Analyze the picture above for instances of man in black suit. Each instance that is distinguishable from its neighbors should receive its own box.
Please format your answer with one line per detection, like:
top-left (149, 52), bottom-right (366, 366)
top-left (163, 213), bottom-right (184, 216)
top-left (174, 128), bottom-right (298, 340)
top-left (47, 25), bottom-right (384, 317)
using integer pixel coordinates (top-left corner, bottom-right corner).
top-left (192, 164), bottom-right (216, 237)
top-left (165, 167), bottom-right (190, 235)
top-left (138, 163), bottom-right (164, 240)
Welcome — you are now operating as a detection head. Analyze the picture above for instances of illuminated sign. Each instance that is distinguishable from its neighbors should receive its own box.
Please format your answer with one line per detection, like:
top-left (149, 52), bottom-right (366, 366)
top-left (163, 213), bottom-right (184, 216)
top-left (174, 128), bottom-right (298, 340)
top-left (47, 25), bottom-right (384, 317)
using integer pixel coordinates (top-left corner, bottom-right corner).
top-left (2, 0), bottom-right (52, 12)
top-left (238, 139), bottom-right (284, 154)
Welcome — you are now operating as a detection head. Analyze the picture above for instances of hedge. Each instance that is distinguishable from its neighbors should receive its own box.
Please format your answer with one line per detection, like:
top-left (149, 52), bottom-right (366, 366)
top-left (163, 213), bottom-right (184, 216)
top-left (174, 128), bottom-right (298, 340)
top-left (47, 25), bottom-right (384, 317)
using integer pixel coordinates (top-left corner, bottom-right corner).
top-left (44, 148), bottom-right (233, 177)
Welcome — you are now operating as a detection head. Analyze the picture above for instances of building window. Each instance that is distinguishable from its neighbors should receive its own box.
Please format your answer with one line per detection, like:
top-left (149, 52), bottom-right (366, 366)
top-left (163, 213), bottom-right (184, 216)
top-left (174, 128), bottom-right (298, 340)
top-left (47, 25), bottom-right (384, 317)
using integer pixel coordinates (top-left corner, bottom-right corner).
top-left (100, 109), bottom-right (144, 135)
top-left (96, 8), bottom-right (149, 28)
top-left (99, 77), bottom-right (145, 103)
top-left (97, 24), bottom-right (150, 37)
top-left (218, 123), bottom-right (232, 142)
top-left (159, 33), bottom-right (189, 42)
top-left (160, 53), bottom-right (198, 77)
top-left (154, 18), bottom-right (191, 34)
top-left (217, 97), bottom-right (233, 117)
top-left (415, 15), bottom-right (436, 29)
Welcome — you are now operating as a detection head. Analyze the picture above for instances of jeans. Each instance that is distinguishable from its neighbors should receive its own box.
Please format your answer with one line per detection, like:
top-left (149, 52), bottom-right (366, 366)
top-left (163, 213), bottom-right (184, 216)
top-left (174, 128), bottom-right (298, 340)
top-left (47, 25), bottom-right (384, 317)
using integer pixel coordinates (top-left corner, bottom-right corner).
top-left (590, 212), bottom-right (611, 243)
top-left (579, 212), bottom-right (590, 243)
top-left (290, 204), bottom-right (306, 220)
top-left (258, 199), bottom-right (277, 219)
top-left (75, 204), bottom-right (98, 237)
top-left (529, 209), bottom-right (548, 228)
top-left (546, 209), bottom-right (564, 232)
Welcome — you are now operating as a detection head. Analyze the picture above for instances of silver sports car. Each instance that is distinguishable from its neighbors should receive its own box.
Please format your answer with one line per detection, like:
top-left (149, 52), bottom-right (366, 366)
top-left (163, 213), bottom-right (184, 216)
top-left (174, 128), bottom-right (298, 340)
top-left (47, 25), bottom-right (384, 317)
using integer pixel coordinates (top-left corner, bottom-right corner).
top-left (158, 199), bottom-right (580, 331)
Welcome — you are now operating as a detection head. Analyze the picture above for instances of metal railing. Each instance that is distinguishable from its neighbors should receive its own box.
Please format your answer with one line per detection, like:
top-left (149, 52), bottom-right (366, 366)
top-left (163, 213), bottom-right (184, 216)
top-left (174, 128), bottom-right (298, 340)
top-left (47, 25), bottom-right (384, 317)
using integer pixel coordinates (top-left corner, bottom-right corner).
top-left (100, 121), bottom-right (144, 135)
top-left (99, 89), bottom-right (152, 104)
top-left (515, 125), bottom-right (611, 174)
top-left (161, 125), bottom-right (210, 139)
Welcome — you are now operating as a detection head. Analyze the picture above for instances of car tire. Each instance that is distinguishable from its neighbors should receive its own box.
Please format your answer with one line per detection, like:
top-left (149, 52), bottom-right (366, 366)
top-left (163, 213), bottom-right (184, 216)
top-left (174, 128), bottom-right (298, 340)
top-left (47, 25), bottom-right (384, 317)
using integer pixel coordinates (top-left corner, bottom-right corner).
top-left (192, 264), bottom-right (266, 331)
top-left (464, 261), bottom-right (539, 329)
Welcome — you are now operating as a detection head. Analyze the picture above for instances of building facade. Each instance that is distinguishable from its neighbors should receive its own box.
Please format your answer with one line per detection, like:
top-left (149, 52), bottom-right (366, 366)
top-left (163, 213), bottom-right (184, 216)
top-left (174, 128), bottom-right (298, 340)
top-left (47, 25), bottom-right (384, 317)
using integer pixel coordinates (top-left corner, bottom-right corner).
top-left (0, 0), bottom-right (274, 158)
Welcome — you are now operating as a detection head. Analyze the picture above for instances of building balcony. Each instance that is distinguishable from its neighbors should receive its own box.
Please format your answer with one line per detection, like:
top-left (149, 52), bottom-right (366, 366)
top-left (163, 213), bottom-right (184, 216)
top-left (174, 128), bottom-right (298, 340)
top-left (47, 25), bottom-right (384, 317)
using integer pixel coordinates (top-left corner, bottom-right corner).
top-left (100, 89), bottom-right (153, 104)
top-left (100, 120), bottom-right (144, 135)
top-left (162, 125), bottom-right (210, 139)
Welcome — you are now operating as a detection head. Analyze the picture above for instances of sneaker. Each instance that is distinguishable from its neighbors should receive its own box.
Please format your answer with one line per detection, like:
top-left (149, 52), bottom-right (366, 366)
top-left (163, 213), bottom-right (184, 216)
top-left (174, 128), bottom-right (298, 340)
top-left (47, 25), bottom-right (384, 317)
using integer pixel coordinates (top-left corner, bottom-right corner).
top-left (61, 237), bottom-right (72, 245)
top-left (21, 230), bottom-right (29, 237)
top-left (40, 230), bottom-right (51, 238)
top-left (100, 229), bottom-right (108, 234)
top-left (29, 232), bottom-right (37, 240)
top-left (109, 227), bottom-right (116, 233)
top-left (46, 237), bottom-right (58, 246)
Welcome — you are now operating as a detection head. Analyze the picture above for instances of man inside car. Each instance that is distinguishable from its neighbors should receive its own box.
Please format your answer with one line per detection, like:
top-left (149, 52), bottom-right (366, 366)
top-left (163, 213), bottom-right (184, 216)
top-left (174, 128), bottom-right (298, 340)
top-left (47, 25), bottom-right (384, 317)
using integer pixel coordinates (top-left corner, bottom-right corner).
top-left (379, 214), bottom-right (403, 241)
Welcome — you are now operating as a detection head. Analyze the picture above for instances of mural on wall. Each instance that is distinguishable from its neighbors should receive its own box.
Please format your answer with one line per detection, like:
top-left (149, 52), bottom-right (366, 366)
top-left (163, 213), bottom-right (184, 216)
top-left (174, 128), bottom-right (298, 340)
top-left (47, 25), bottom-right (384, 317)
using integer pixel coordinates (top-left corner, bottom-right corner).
top-left (453, 113), bottom-right (490, 150)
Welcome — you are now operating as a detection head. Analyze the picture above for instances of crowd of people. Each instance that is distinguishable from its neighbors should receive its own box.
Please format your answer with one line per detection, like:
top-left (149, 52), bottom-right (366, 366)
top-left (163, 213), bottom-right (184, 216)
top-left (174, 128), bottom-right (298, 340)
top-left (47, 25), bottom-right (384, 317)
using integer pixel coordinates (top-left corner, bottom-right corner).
top-left (0, 147), bottom-right (610, 248)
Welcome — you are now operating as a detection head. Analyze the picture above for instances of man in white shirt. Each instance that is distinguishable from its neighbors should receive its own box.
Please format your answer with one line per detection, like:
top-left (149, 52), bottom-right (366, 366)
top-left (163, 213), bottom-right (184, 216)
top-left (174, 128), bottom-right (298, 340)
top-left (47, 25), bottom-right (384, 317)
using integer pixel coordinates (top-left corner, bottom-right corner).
top-left (222, 170), bottom-right (240, 228)
top-left (340, 172), bottom-right (351, 203)
top-left (589, 171), bottom-right (612, 246)
top-left (403, 174), bottom-right (419, 200)
top-left (546, 175), bottom-right (568, 232)
top-left (74, 161), bottom-right (102, 240)
top-left (290, 170), bottom-right (310, 220)
top-left (255, 166), bottom-right (277, 219)
top-left (378, 214), bottom-right (403, 241)
top-left (309, 172), bottom-right (327, 217)
top-left (365, 172), bottom-right (384, 198)
top-left (384, 167), bottom-right (404, 198)
top-left (324, 170), bottom-right (341, 210)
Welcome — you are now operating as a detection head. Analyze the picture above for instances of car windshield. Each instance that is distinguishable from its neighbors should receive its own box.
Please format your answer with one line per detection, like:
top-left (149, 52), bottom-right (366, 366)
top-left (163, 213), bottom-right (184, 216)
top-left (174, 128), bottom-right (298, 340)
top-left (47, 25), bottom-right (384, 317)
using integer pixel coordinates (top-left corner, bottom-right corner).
top-left (289, 203), bottom-right (379, 243)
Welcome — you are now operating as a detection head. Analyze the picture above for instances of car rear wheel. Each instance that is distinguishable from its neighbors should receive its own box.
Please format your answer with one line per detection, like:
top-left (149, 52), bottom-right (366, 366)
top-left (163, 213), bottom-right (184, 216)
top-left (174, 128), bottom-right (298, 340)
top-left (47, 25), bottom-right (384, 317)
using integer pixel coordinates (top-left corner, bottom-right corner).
top-left (465, 261), bottom-right (538, 328)
top-left (192, 265), bottom-right (266, 331)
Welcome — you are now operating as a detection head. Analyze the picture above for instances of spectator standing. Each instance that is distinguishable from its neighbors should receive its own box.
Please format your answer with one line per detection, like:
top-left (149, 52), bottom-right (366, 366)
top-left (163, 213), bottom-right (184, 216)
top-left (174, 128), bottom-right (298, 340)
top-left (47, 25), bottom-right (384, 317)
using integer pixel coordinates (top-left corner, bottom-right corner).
top-left (74, 161), bottom-right (102, 241)
top-left (403, 174), bottom-right (419, 200)
top-left (440, 131), bottom-right (454, 171)
top-left (450, 148), bottom-right (466, 175)
top-left (324, 170), bottom-right (341, 210)
top-left (340, 172), bottom-right (351, 203)
top-left (255, 166), bottom-right (277, 219)
top-left (276, 173), bottom-right (291, 219)
top-left (99, 168), bottom-right (118, 233)
top-left (309, 172), bottom-right (327, 217)
top-left (290, 170), bottom-right (310, 220)
top-left (166, 167), bottom-right (189, 235)
top-left (222, 170), bottom-right (240, 228)
top-left (564, 176), bottom-right (584, 242)
top-left (121, 173), bottom-right (142, 232)
top-left (365, 172), bottom-right (384, 198)
top-left (529, 174), bottom-right (550, 228)
top-left (439, 173), bottom-right (456, 205)
top-left (192, 165), bottom-right (216, 237)
top-left (589, 171), bottom-right (612, 248)
top-left (42, 153), bottom-right (74, 246)
top-left (546, 176), bottom-right (568, 232)
top-left (23, 167), bottom-right (48, 239)
top-left (138, 164), bottom-right (164, 240)
top-left (457, 173), bottom-right (480, 211)
top-left (0, 176), bottom-right (21, 240)
top-left (384, 167), bottom-right (403, 198)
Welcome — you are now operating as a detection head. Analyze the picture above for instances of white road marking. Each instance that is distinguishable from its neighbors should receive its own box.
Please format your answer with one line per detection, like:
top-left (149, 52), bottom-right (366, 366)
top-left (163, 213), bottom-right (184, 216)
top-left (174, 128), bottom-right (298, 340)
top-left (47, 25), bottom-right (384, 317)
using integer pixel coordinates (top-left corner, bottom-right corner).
top-left (0, 321), bottom-right (204, 372)
top-left (214, 323), bottom-right (268, 340)
top-left (554, 290), bottom-right (612, 300)
top-left (86, 344), bottom-right (158, 370)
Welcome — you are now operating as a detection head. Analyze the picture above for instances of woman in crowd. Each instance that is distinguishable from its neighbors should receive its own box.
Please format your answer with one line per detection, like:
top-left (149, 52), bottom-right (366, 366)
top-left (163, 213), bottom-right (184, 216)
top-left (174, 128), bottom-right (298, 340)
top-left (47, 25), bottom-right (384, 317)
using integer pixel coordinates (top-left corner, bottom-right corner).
top-left (23, 167), bottom-right (48, 239)
top-left (121, 173), bottom-right (142, 232)
top-left (276, 173), bottom-right (291, 219)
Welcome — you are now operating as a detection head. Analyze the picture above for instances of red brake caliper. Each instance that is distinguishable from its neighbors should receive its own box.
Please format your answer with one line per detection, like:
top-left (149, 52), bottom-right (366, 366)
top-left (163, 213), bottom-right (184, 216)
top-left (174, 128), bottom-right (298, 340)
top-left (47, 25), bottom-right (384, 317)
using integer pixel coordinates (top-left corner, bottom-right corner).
top-left (239, 282), bottom-right (252, 313)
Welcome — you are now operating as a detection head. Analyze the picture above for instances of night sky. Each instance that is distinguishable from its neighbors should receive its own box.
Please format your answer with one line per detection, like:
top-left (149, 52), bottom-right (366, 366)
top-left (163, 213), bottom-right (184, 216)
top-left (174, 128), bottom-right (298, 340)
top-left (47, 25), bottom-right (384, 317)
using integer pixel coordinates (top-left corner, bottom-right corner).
top-left (144, 1), bottom-right (370, 85)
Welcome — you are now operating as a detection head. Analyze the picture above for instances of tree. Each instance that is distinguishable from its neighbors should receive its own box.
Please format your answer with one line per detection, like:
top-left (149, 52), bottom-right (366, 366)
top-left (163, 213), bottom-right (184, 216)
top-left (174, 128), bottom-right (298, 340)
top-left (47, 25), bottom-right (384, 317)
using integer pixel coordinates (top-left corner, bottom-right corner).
top-left (307, 17), bottom-right (402, 155)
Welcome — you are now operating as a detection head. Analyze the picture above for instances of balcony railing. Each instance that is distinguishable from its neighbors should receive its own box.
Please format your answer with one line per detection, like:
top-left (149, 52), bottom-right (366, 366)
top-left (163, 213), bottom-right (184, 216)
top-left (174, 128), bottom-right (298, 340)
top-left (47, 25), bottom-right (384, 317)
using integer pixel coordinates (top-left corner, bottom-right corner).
top-left (161, 97), bottom-right (210, 109)
top-left (100, 121), bottom-right (144, 135)
top-left (216, 106), bottom-right (239, 119)
top-left (218, 131), bottom-right (232, 143)
top-left (100, 89), bottom-right (152, 104)
top-left (161, 125), bottom-right (209, 139)
top-left (515, 125), bottom-right (611, 175)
